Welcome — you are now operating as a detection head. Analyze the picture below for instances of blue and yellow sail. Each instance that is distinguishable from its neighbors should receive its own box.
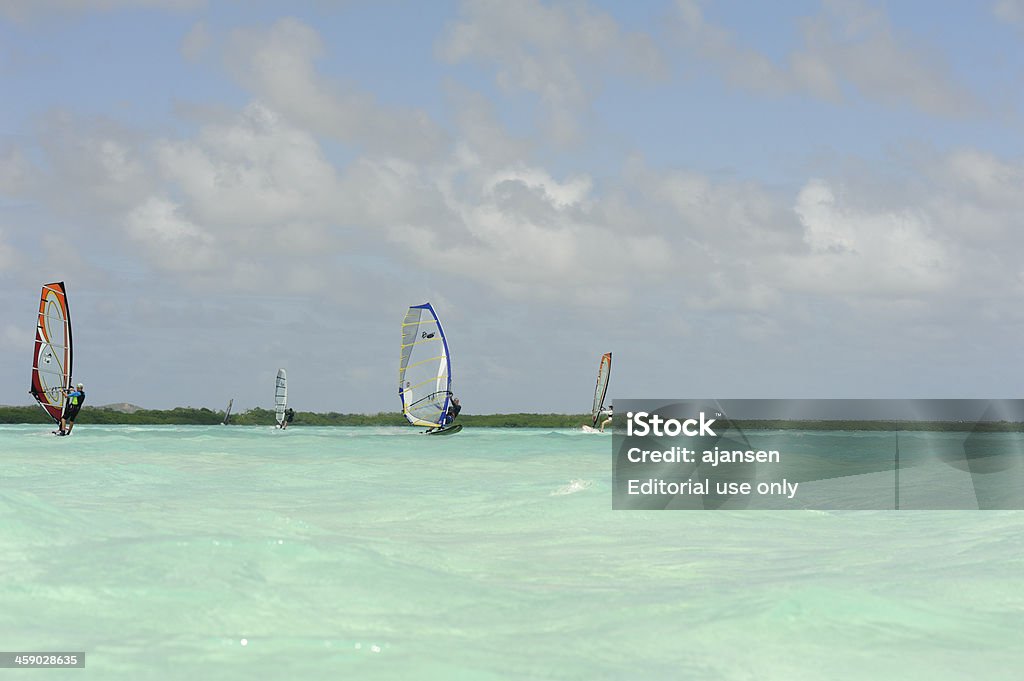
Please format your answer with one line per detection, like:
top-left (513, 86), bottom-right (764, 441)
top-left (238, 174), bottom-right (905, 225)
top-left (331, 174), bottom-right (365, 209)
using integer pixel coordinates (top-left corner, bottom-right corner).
top-left (399, 303), bottom-right (453, 429)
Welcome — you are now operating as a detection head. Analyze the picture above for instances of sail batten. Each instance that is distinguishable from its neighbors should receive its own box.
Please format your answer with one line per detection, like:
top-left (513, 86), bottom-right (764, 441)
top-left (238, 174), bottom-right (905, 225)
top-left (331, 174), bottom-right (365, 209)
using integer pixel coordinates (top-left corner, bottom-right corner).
top-left (30, 281), bottom-right (72, 425)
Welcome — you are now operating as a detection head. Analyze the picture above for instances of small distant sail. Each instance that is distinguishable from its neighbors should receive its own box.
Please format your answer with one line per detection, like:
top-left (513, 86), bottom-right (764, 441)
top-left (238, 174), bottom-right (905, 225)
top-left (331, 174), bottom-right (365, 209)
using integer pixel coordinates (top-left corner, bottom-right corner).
top-left (399, 303), bottom-right (453, 429)
top-left (275, 369), bottom-right (287, 426)
top-left (591, 352), bottom-right (612, 427)
top-left (222, 398), bottom-right (233, 425)
top-left (30, 282), bottom-right (72, 426)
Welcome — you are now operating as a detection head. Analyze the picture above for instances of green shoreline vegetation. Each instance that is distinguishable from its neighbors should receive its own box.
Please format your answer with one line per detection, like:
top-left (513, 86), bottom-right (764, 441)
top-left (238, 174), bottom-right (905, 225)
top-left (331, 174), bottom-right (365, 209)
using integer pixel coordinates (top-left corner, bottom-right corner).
top-left (0, 406), bottom-right (592, 428)
top-left (2, 406), bottom-right (1023, 431)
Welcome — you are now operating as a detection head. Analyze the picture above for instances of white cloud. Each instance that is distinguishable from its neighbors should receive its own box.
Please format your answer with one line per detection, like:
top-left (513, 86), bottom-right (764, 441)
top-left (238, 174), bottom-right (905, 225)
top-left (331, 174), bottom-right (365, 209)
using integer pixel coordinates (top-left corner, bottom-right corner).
top-left (673, 0), bottom-right (794, 96)
top-left (223, 18), bottom-right (447, 161)
top-left (153, 103), bottom-right (344, 231)
top-left (330, 148), bottom-right (673, 306)
top-left (798, 0), bottom-right (978, 116)
top-left (439, 0), bottom-right (667, 144)
top-left (784, 179), bottom-right (951, 296)
top-left (1, 12), bottom-right (1018, 331)
top-left (673, 0), bottom-right (980, 117)
top-left (993, 0), bottom-right (1024, 26)
top-left (915, 150), bottom-right (1024, 298)
top-left (484, 167), bottom-right (592, 209)
top-left (10, 94), bottom-right (1021, 322)
top-left (119, 103), bottom-right (360, 293)
top-left (932, 148), bottom-right (1024, 209)
top-left (640, 165), bottom-right (797, 251)
top-left (445, 85), bottom-right (535, 168)
top-left (616, 152), bottom-right (1021, 311)
top-left (124, 197), bottom-right (216, 273)
top-left (32, 113), bottom-right (154, 215)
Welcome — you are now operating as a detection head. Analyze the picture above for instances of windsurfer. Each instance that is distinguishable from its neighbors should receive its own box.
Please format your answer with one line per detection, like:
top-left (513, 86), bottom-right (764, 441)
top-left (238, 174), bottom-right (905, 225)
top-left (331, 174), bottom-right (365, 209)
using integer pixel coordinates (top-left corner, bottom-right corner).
top-left (444, 396), bottom-right (461, 425)
top-left (282, 407), bottom-right (295, 429)
top-left (60, 382), bottom-right (85, 435)
top-left (599, 405), bottom-right (613, 433)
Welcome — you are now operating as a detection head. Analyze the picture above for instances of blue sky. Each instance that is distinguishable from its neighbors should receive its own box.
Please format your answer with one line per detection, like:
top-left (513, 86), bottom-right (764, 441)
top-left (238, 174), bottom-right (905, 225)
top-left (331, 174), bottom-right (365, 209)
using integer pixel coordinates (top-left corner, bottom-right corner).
top-left (3, 0), bottom-right (1024, 413)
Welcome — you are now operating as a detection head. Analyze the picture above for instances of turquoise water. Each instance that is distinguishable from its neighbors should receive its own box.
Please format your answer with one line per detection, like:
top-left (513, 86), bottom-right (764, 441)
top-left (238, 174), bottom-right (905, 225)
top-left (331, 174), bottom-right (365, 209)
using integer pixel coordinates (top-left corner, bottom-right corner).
top-left (1, 425), bottom-right (1022, 680)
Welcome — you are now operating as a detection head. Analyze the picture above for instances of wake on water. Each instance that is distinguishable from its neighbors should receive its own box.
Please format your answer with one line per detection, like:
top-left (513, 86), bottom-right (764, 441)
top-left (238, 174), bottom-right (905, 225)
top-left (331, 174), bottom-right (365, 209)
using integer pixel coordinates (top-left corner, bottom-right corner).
top-left (551, 479), bottom-right (595, 495)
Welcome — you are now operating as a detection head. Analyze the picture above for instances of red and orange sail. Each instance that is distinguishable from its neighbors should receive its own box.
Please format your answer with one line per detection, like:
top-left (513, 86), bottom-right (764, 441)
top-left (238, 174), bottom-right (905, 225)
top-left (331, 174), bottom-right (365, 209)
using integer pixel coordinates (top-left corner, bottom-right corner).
top-left (30, 282), bottom-right (73, 424)
top-left (592, 352), bottom-right (612, 427)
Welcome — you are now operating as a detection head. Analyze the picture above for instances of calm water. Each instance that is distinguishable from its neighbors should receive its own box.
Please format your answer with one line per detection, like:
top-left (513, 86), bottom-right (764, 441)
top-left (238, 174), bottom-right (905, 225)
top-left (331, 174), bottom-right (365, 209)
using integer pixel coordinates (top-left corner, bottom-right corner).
top-left (1, 424), bottom-right (1022, 680)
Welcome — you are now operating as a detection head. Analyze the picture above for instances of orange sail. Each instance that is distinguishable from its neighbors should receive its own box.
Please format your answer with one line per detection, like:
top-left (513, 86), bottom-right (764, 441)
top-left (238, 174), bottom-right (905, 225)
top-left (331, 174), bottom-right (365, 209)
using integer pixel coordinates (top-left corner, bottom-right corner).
top-left (592, 352), bottom-right (612, 427)
top-left (30, 282), bottom-right (72, 425)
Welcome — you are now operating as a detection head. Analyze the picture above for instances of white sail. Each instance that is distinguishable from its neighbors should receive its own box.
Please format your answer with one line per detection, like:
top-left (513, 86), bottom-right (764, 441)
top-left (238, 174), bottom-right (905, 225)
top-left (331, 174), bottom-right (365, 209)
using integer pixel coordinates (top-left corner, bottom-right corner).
top-left (275, 369), bottom-right (287, 426)
top-left (398, 303), bottom-right (453, 428)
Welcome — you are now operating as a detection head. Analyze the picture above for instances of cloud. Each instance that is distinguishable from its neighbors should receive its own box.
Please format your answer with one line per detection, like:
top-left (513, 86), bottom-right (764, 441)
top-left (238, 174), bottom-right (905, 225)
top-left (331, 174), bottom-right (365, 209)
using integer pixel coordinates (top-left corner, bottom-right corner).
top-left (223, 18), bottom-right (448, 161)
top-left (993, 0), bottom-right (1024, 26)
top-left (141, 114), bottom-right (1008, 316)
top-left (916, 149), bottom-right (1024, 300)
top-left (673, 0), bottom-right (981, 117)
top-left (445, 84), bottom-right (535, 167)
top-left (635, 163), bottom-right (799, 251)
top-left (0, 0), bottom-right (203, 22)
top-left (379, 154), bottom-right (673, 305)
top-left (438, 0), bottom-right (667, 144)
top-left (29, 112), bottom-right (155, 215)
top-left (123, 197), bottom-right (216, 272)
top-left (122, 110), bottom-right (666, 308)
top-left (153, 103), bottom-right (345, 231)
top-left (126, 103), bottom-right (358, 292)
top-left (485, 166), bottom-right (592, 208)
top-left (181, 20), bottom-right (210, 62)
top-left (1, 102), bottom-right (361, 295)
top-left (9, 94), bottom-right (1020, 322)
top-left (2, 16), bottom-right (1017, 327)
top-left (784, 179), bottom-right (952, 296)
top-left (673, 0), bottom-right (795, 96)
top-left (617, 150), bottom-right (1024, 313)
top-left (0, 147), bottom-right (37, 197)
top-left (929, 148), bottom-right (1024, 210)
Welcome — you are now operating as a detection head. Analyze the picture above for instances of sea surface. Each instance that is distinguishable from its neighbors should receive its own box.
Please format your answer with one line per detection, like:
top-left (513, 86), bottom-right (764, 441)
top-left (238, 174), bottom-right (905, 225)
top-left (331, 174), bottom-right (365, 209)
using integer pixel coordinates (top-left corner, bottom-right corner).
top-left (1, 424), bottom-right (1022, 680)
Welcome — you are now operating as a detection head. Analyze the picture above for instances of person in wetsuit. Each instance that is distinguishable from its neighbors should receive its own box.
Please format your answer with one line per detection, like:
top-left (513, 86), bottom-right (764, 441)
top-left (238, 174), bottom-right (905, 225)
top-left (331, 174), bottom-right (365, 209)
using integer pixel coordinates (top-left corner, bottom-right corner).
top-left (60, 382), bottom-right (85, 435)
top-left (282, 407), bottom-right (295, 429)
top-left (444, 396), bottom-right (462, 426)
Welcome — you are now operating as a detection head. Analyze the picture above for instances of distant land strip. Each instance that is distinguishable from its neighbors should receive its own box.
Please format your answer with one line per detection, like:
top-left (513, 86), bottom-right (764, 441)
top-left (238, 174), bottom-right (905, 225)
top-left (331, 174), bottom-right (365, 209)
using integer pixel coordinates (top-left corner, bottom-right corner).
top-left (0, 406), bottom-right (592, 427)
top-left (1, 406), bottom-right (1023, 430)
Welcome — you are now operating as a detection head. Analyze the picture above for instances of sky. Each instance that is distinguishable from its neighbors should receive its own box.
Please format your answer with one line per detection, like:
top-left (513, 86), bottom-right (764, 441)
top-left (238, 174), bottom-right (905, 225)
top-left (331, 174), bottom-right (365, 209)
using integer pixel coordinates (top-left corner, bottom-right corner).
top-left (3, 0), bottom-right (1024, 414)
